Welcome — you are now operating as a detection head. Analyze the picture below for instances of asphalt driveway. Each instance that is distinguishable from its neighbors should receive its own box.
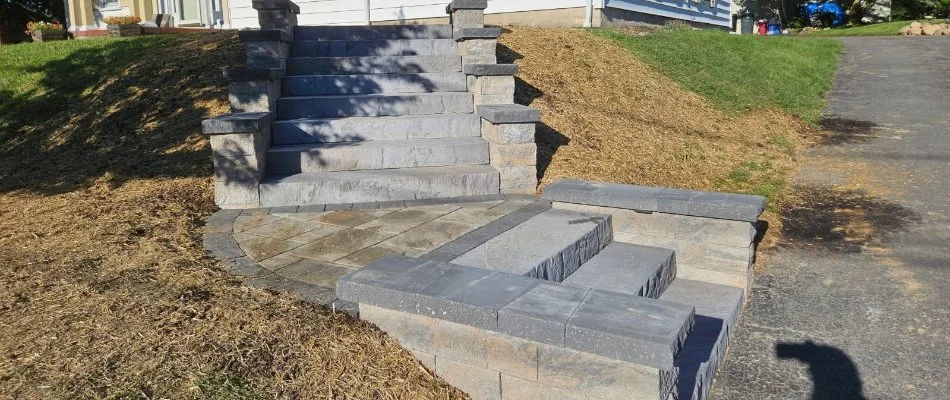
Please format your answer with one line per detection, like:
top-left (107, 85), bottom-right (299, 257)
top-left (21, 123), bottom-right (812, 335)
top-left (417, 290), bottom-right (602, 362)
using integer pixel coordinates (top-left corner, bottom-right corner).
top-left (710, 37), bottom-right (950, 400)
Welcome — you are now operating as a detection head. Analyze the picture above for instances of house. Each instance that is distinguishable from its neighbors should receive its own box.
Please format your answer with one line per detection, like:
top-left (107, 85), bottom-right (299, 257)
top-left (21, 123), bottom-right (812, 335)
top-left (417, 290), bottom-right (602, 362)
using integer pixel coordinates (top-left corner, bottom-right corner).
top-left (229, 1), bottom-right (732, 30)
top-left (64, 0), bottom-right (229, 37)
top-left (64, 0), bottom-right (731, 37)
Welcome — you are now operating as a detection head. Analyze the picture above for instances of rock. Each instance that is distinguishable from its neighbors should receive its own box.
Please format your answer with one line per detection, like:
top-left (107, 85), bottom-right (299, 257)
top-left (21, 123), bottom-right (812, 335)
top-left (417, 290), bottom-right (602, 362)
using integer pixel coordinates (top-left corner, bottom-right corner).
top-left (923, 25), bottom-right (940, 35)
top-left (899, 26), bottom-right (910, 35)
top-left (909, 27), bottom-right (923, 35)
top-left (910, 21), bottom-right (922, 29)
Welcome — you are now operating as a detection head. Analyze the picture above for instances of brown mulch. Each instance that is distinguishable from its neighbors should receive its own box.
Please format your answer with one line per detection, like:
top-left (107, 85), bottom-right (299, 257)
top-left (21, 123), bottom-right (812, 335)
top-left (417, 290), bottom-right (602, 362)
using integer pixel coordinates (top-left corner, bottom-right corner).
top-left (0, 27), bottom-right (816, 399)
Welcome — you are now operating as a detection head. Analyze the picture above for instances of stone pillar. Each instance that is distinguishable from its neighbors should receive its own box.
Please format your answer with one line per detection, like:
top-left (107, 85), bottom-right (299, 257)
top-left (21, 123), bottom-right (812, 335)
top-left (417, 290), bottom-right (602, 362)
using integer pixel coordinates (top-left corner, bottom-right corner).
top-left (239, 29), bottom-right (293, 70)
top-left (252, 0), bottom-right (300, 35)
top-left (223, 67), bottom-right (284, 113)
top-left (464, 63), bottom-right (517, 106)
top-left (446, 0), bottom-right (486, 33)
top-left (476, 105), bottom-right (541, 194)
top-left (455, 26), bottom-right (499, 66)
top-left (202, 112), bottom-right (274, 209)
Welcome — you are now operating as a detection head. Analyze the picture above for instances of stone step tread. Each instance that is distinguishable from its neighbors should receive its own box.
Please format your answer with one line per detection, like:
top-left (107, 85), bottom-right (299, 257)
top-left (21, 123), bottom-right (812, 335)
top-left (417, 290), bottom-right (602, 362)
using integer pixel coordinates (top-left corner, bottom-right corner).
top-left (286, 55), bottom-right (462, 75)
top-left (265, 137), bottom-right (490, 173)
top-left (282, 72), bottom-right (468, 96)
top-left (277, 92), bottom-right (474, 119)
top-left (338, 256), bottom-right (695, 370)
top-left (292, 39), bottom-right (458, 57)
top-left (451, 208), bottom-right (613, 281)
top-left (562, 242), bottom-right (676, 299)
top-left (294, 24), bottom-right (454, 40)
top-left (659, 279), bottom-right (744, 400)
top-left (271, 114), bottom-right (480, 145)
top-left (259, 165), bottom-right (499, 207)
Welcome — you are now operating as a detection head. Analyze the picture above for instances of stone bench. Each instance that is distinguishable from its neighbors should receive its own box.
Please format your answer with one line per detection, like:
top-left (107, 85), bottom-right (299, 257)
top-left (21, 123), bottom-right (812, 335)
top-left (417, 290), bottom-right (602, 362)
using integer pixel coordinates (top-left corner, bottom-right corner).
top-left (542, 179), bottom-right (766, 293)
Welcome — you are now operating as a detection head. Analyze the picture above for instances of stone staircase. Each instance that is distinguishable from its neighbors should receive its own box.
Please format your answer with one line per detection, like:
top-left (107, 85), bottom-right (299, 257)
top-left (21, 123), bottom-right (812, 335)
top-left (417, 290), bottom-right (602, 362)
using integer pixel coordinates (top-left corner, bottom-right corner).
top-left (337, 180), bottom-right (765, 400)
top-left (204, 0), bottom-right (538, 209)
top-left (200, 1), bottom-right (765, 399)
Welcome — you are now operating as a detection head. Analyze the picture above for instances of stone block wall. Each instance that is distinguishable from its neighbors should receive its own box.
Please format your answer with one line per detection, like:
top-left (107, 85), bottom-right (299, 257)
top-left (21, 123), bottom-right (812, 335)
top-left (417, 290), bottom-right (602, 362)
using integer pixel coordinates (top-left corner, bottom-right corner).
top-left (542, 179), bottom-right (766, 294)
top-left (362, 305), bottom-right (673, 400)
top-left (554, 202), bottom-right (755, 292)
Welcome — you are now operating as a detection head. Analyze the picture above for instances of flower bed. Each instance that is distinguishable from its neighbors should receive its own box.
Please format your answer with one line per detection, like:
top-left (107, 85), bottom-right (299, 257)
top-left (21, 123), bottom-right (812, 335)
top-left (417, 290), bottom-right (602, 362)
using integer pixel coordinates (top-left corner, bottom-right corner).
top-left (26, 21), bottom-right (66, 42)
top-left (104, 16), bottom-right (142, 37)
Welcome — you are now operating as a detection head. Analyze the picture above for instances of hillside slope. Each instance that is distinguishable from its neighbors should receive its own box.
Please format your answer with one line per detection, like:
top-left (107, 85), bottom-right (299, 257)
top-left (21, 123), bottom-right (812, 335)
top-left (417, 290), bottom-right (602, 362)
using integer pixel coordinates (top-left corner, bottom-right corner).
top-left (501, 27), bottom-right (810, 200)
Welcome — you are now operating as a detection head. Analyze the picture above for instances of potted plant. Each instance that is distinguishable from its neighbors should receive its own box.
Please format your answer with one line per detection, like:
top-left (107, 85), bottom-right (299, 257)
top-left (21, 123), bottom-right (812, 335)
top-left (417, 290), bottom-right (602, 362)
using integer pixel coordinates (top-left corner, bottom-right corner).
top-left (26, 21), bottom-right (66, 43)
top-left (104, 16), bottom-right (142, 37)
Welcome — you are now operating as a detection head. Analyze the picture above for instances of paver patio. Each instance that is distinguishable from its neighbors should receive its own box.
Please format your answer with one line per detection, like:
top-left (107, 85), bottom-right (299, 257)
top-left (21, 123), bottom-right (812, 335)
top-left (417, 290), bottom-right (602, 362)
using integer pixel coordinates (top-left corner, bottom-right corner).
top-left (205, 196), bottom-right (543, 310)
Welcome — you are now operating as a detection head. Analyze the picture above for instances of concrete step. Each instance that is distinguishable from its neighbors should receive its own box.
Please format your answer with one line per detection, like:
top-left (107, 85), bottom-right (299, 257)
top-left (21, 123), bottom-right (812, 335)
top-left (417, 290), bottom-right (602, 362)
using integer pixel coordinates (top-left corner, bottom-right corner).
top-left (272, 114), bottom-right (480, 145)
top-left (277, 92), bottom-right (474, 119)
top-left (562, 242), bottom-right (676, 299)
top-left (266, 137), bottom-right (490, 174)
top-left (259, 165), bottom-right (499, 207)
top-left (659, 279), bottom-right (744, 400)
top-left (295, 24), bottom-right (454, 41)
top-left (292, 39), bottom-right (458, 58)
top-left (282, 73), bottom-right (467, 96)
top-left (451, 209), bottom-right (613, 281)
top-left (286, 55), bottom-right (462, 76)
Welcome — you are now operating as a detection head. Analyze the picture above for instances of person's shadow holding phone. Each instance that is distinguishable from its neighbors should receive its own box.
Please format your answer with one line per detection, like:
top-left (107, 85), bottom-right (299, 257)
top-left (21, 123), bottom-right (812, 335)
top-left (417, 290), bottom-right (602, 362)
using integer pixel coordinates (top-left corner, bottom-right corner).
top-left (775, 340), bottom-right (868, 400)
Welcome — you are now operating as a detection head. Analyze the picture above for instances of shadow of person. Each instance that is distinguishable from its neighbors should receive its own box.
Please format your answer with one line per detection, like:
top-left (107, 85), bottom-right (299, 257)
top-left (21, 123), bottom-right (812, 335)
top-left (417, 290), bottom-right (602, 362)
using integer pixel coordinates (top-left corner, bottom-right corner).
top-left (776, 340), bottom-right (868, 400)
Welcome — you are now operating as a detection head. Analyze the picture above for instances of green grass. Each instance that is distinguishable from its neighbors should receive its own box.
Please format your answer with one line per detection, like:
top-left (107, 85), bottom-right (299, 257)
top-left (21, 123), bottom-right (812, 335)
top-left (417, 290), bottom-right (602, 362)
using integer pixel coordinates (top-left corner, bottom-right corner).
top-left (0, 36), bottom-right (173, 132)
top-left (596, 28), bottom-right (841, 124)
top-left (188, 372), bottom-right (262, 400)
top-left (804, 20), bottom-right (919, 36)
top-left (718, 159), bottom-right (787, 211)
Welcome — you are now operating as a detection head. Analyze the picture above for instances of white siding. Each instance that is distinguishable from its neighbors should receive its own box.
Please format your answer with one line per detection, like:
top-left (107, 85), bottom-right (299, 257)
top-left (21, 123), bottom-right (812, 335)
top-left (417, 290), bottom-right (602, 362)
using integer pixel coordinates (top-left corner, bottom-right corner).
top-left (605, 0), bottom-right (731, 27)
top-left (230, 0), bottom-right (730, 29)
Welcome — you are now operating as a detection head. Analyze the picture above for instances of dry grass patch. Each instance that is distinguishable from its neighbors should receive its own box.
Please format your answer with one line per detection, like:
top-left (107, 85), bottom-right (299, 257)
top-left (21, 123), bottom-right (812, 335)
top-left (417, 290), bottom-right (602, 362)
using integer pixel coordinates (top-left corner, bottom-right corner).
top-left (0, 33), bottom-right (463, 399)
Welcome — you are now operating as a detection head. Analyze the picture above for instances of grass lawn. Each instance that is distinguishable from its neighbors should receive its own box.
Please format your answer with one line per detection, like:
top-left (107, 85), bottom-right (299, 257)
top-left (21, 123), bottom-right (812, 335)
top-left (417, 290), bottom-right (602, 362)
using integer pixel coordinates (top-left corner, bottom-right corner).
top-left (804, 20), bottom-right (919, 36)
top-left (0, 36), bottom-right (461, 399)
top-left (596, 27), bottom-right (841, 124)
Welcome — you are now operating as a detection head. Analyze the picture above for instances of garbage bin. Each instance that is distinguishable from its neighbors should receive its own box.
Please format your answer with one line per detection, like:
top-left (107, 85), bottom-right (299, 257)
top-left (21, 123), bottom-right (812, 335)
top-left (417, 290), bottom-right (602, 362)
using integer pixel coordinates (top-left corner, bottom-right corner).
top-left (741, 18), bottom-right (754, 35)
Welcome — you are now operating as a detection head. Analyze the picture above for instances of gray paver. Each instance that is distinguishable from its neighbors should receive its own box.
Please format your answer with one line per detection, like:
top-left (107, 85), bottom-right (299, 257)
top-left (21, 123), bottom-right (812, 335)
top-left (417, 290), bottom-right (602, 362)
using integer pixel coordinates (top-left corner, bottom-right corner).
top-left (562, 242), bottom-right (676, 299)
top-left (450, 208), bottom-right (611, 281)
top-left (276, 259), bottom-right (356, 287)
top-left (566, 289), bottom-right (695, 369)
top-left (498, 282), bottom-right (589, 345)
top-left (476, 104), bottom-right (541, 123)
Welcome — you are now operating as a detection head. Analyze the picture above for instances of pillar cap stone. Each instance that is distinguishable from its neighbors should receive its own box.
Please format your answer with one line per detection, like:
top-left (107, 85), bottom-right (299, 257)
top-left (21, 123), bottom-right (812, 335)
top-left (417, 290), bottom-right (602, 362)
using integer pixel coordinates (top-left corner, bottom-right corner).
top-left (202, 112), bottom-right (274, 135)
top-left (446, 0), bottom-right (488, 12)
top-left (251, 0), bottom-right (300, 13)
top-left (477, 105), bottom-right (541, 123)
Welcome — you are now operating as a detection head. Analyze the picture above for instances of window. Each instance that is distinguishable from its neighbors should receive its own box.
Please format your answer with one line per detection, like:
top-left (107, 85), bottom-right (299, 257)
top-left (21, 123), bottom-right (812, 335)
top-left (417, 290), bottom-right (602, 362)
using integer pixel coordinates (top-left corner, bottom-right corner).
top-left (98, 0), bottom-right (121, 11)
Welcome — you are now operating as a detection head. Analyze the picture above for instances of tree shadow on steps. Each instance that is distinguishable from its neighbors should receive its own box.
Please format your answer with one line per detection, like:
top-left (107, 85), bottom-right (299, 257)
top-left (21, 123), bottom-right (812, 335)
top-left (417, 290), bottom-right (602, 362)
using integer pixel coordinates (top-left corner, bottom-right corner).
top-left (0, 30), bottom-right (447, 195)
top-left (776, 340), bottom-right (868, 400)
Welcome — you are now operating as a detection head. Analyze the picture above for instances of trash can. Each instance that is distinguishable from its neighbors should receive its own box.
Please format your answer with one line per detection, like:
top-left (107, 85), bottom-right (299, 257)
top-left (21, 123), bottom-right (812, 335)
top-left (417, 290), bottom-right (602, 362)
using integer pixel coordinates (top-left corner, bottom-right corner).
top-left (741, 18), bottom-right (754, 35)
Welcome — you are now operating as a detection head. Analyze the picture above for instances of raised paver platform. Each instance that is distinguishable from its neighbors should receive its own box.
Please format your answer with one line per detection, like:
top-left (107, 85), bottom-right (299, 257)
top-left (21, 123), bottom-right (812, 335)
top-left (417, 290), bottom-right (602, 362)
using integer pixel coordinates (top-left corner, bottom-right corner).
top-left (450, 208), bottom-right (612, 281)
top-left (562, 242), bottom-right (676, 299)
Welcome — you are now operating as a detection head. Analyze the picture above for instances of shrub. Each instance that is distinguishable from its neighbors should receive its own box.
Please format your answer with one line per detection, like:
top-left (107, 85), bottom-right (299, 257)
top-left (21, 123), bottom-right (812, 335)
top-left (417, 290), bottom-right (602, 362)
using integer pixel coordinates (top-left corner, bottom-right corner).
top-left (104, 16), bottom-right (142, 25)
top-left (26, 21), bottom-right (65, 34)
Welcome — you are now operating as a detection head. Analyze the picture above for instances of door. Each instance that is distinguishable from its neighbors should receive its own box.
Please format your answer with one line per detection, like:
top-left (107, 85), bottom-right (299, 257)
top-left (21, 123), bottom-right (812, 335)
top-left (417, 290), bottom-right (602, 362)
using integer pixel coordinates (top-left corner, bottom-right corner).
top-left (177, 0), bottom-right (203, 25)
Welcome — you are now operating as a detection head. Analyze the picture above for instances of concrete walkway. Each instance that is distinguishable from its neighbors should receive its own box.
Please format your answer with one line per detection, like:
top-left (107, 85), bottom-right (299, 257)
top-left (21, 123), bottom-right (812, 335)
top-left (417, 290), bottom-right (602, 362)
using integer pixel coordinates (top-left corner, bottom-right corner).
top-left (711, 37), bottom-right (950, 399)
